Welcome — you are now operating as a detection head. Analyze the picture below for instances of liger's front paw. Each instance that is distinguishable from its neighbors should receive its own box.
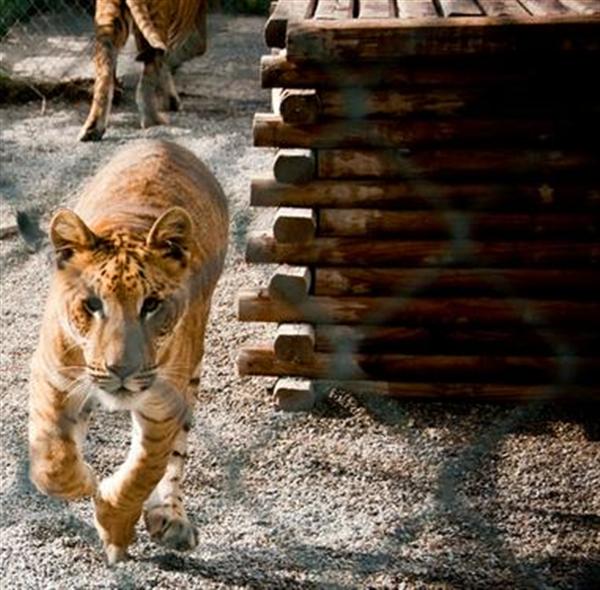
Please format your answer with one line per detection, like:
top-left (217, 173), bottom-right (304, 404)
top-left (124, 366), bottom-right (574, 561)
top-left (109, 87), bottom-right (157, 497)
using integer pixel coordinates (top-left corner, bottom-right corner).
top-left (144, 506), bottom-right (199, 552)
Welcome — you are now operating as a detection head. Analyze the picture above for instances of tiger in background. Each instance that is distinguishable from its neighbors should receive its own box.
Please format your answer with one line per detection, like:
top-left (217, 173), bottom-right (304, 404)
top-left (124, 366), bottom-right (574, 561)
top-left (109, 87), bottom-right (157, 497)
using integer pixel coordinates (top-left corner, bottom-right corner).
top-left (28, 140), bottom-right (229, 563)
top-left (79, 0), bottom-right (208, 141)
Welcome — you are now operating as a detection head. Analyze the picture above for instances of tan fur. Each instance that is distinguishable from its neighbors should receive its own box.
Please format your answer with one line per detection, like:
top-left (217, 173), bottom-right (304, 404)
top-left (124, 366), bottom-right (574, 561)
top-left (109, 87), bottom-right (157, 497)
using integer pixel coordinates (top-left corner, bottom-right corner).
top-left (29, 140), bottom-right (228, 563)
top-left (79, 0), bottom-right (207, 141)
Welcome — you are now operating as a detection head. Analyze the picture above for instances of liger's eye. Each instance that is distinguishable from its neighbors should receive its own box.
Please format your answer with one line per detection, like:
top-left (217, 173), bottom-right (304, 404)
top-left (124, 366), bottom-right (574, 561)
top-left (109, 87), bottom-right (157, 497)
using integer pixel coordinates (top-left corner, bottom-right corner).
top-left (141, 297), bottom-right (162, 317)
top-left (83, 296), bottom-right (103, 315)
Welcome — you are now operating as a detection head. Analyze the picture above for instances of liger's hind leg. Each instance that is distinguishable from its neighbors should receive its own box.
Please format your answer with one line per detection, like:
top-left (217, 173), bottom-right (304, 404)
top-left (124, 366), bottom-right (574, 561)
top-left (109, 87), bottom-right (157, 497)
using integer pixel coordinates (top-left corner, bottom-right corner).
top-left (143, 412), bottom-right (198, 551)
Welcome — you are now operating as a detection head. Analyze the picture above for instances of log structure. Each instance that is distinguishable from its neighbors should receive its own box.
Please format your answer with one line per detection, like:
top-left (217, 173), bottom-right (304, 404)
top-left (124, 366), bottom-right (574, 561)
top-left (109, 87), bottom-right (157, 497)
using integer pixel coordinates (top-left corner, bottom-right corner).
top-left (238, 0), bottom-right (600, 409)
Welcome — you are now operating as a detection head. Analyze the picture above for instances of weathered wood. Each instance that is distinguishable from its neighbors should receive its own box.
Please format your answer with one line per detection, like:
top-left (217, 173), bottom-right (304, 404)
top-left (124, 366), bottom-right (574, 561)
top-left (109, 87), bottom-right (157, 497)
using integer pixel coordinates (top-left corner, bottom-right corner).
top-left (260, 53), bottom-right (596, 89)
top-left (265, 0), bottom-right (315, 48)
top-left (275, 323), bottom-right (316, 362)
top-left (307, 380), bottom-right (600, 400)
top-left (273, 378), bottom-right (318, 410)
top-left (315, 86), bottom-right (599, 119)
top-left (246, 231), bottom-right (600, 267)
top-left (286, 17), bottom-right (600, 62)
top-left (238, 343), bottom-right (600, 383)
top-left (271, 87), bottom-right (283, 115)
top-left (358, 0), bottom-right (394, 18)
top-left (396, 0), bottom-right (439, 17)
top-left (313, 324), bottom-right (600, 355)
top-left (273, 207), bottom-right (317, 242)
top-left (250, 177), bottom-right (600, 211)
top-left (519, 0), bottom-right (572, 15)
top-left (314, 267), bottom-right (600, 298)
top-left (273, 149), bottom-right (316, 183)
top-left (317, 209), bottom-right (600, 239)
top-left (268, 265), bottom-right (312, 303)
top-left (237, 288), bottom-right (600, 327)
top-left (558, 0), bottom-right (600, 14)
top-left (279, 89), bottom-right (320, 124)
top-left (314, 0), bottom-right (354, 19)
top-left (478, 0), bottom-right (530, 16)
top-left (439, 0), bottom-right (483, 16)
top-left (254, 113), bottom-right (597, 149)
top-left (316, 149), bottom-right (600, 180)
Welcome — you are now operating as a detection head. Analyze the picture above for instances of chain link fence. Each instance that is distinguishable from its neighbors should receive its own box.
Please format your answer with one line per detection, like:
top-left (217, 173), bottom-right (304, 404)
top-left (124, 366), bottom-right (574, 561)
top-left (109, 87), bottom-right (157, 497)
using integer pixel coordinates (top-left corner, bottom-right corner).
top-left (0, 0), bottom-right (269, 89)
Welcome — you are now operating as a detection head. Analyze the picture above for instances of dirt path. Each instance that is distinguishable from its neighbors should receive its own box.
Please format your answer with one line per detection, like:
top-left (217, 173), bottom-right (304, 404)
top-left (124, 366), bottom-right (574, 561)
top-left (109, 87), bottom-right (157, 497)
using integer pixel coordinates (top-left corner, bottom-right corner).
top-left (1, 15), bottom-right (599, 590)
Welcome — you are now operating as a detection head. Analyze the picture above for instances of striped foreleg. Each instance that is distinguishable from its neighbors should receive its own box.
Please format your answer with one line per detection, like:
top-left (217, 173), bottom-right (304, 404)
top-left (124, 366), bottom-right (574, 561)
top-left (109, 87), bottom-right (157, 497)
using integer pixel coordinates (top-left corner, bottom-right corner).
top-left (28, 372), bottom-right (97, 500)
top-left (93, 407), bottom-right (182, 564)
top-left (143, 417), bottom-right (198, 551)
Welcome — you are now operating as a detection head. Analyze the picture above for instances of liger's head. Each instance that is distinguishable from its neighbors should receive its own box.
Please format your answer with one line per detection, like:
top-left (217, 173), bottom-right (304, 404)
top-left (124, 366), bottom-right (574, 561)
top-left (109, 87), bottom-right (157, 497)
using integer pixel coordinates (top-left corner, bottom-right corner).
top-left (49, 207), bottom-right (194, 403)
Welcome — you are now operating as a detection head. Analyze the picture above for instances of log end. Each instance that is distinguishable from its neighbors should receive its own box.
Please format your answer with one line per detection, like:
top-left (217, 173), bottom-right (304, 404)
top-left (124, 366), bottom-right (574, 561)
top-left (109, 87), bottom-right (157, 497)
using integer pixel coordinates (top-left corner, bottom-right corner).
top-left (274, 377), bottom-right (317, 411)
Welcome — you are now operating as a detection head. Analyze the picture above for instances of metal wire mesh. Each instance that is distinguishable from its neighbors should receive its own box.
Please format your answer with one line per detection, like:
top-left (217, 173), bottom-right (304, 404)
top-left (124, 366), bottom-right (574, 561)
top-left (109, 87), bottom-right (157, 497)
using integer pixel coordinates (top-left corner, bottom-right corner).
top-left (1, 0), bottom-right (92, 83)
top-left (0, 0), bottom-right (269, 83)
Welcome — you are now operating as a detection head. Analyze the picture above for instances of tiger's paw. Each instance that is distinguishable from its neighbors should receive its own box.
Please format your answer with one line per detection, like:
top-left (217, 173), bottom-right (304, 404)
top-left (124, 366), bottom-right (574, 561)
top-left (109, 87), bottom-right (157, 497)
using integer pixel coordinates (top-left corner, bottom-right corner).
top-left (78, 123), bottom-right (105, 142)
top-left (140, 111), bottom-right (168, 129)
top-left (144, 506), bottom-right (199, 552)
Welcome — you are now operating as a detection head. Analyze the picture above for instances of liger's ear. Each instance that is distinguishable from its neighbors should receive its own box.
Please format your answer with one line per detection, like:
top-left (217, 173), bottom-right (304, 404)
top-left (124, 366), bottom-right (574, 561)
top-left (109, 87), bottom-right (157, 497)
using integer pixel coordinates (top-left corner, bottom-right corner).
top-left (49, 209), bottom-right (97, 259)
top-left (146, 207), bottom-right (193, 263)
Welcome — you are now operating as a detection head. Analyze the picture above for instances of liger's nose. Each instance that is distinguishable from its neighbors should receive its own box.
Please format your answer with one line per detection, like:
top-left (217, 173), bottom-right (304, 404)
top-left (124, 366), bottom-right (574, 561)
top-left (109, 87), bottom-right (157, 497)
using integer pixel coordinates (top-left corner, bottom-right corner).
top-left (107, 364), bottom-right (137, 381)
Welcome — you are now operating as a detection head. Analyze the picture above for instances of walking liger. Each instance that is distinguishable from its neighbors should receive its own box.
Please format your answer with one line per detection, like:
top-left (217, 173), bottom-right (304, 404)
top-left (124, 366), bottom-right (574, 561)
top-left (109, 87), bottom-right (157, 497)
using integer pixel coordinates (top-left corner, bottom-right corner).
top-left (79, 0), bottom-right (207, 141)
top-left (28, 140), bottom-right (228, 563)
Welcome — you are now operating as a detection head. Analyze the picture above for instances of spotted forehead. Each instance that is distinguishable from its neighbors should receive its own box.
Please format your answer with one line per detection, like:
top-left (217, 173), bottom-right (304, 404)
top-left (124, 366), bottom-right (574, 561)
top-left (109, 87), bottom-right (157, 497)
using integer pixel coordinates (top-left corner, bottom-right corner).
top-left (82, 235), bottom-right (166, 295)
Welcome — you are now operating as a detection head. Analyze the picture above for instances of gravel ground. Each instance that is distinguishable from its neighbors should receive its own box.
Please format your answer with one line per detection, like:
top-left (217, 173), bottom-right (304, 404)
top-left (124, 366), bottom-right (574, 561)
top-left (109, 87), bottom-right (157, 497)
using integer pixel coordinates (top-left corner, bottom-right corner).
top-left (1, 14), bottom-right (600, 590)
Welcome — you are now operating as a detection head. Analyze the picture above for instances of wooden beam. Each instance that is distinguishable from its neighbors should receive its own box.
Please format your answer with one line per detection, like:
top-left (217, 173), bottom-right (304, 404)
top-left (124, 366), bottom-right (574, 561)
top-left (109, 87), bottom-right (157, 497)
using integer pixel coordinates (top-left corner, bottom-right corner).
top-left (238, 343), bottom-right (600, 383)
top-left (273, 377), bottom-right (318, 410)
top-left (274, 323), bottom-right (316, 362)
top-left (313, 267), bottom-right (600, 298)
top-left (246, 231), bottom-right (600, 267)
top-left (268, 265), bottom-right (312, 303)
top-left (273, 207), bottom-right (317, 242)
top-left (477, 0), bottom-right (530, 16)
top-left (305, 380), bottom-right (600, 400)
top-left (265, 0), bottom-right (315, 48)
top-left (316, 149), bottom-right (600, 180)
top-left (519, 0), bottom-right (572, 15)
top-left (557, 0), bottom-right (600, 15)
top-left (260, 53), bottom-right (597, 89)
top-left (285, 17), bottom-right (600, 62)
top-left (317, 209), bottom-right (600, 239)
top-left (438, 0), bottom-right (483, 16)
top-left (359, 0), bottom-right (395, 18)
top-left (313, 324), bottom-right (600, 355)
top-left (396, 0), bottom-right (439, 17)
top-left (279, 89), bottom-right (320, 124)
top-left (250, 177), bottom-right (600, 211)
top-left (273, 149), bottom-right (316, 183)
top-left (237, 288), bottom-right (600, 327)
top-left (254, 113), bottom-right (597, 149)
top-left (315, 86), bottom-right (599, 119)
top-left (314, 0), bottom-right (354, 19)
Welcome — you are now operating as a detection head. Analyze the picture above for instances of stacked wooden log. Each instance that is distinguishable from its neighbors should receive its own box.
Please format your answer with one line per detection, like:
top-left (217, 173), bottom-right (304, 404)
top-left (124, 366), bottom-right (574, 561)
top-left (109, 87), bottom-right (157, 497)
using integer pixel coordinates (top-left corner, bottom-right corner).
top-left (238, 0), bottom-right (600, 410)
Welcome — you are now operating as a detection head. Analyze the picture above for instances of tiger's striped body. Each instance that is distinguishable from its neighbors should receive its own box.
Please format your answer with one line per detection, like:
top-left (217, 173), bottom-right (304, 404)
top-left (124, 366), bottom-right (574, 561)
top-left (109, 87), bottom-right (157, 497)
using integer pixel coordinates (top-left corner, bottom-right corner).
top-left (79, 0), bottom-right (207, 141)
top-left (28, 140), bottom-right (228, 563)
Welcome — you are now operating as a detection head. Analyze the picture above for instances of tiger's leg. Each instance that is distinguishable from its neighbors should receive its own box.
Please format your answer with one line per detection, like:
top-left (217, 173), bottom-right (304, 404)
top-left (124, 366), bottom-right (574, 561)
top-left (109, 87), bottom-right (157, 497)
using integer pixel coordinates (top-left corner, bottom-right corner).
top-left (78, 3), bottom-right (129, 141)
top-left (143, 401), bottom-right (198, 551)
top-left (134, 48), bottom-right (169, 129)
top-left (157, 62), bottom-right (182, 113)
top-left (93, 404), bottom-right (184, 564)
top-left (28, 371), bottom-right (97, 500)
